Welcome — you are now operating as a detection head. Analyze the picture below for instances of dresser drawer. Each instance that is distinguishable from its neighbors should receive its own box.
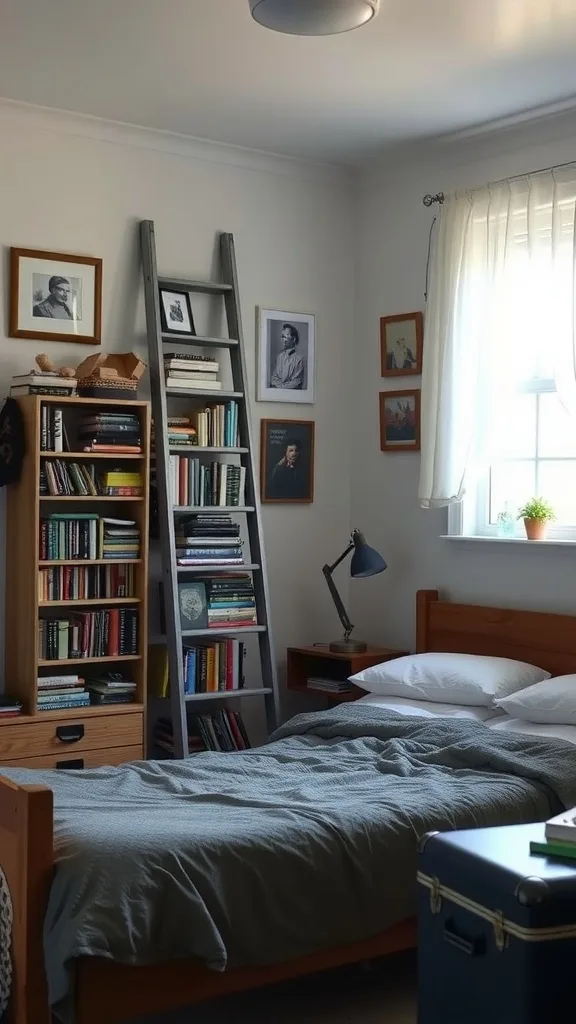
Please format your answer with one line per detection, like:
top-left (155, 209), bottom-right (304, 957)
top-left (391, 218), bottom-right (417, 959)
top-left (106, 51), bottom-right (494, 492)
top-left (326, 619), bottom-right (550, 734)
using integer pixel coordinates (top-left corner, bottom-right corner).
top-left (0, 712), bottom-right (142, 760)
top-left (0, 744), bottom-right (143, 770)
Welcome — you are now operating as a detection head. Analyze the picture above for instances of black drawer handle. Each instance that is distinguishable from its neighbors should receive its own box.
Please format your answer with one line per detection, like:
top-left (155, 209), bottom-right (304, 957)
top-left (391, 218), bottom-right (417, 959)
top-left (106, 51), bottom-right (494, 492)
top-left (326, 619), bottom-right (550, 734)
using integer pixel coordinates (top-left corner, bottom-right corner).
top-left (56, 758), bottom-right (84, 770)
top-left (56, 725), bottom-right (85, 744)
top-left (443, 921), bottom-right (485, 957)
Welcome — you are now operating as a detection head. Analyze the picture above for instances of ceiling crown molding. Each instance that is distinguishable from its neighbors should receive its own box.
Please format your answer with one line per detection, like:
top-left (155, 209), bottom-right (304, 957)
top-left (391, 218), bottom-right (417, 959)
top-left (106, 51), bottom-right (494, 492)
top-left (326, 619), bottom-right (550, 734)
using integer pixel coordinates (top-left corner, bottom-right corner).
top-left (0, 97), bottom-right (351, 187)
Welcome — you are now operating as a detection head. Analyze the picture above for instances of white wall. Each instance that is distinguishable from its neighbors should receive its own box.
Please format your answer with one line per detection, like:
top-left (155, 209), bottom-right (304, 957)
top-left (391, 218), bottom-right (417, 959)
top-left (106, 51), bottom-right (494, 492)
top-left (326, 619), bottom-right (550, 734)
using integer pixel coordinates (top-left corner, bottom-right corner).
top-left (0, 103), bottom-right (354, 714)
top-left (353, 108), bottom-right (576, 652)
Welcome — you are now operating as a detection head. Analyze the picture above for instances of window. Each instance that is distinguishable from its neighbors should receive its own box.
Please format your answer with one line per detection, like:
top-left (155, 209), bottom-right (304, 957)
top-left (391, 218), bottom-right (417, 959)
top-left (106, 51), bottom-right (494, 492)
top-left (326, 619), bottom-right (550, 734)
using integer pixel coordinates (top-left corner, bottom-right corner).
top-left (420, 168), bottom-right (576, 541)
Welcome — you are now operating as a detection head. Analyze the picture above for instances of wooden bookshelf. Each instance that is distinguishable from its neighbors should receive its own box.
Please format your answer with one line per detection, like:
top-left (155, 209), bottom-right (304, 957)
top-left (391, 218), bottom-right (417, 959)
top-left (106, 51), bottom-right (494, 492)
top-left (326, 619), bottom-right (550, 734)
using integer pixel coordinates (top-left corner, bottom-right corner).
top-left (4, 395), bottom-right (151, 769)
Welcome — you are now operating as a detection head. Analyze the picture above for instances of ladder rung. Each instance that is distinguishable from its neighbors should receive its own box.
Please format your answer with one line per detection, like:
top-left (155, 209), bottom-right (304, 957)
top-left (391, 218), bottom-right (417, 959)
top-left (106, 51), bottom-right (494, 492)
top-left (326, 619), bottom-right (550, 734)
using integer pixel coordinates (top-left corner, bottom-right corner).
top-left (184, 688), bottom-right (272, 703)
top-left (177, 564), bottom-right (260, 574)
top-left (167, 447), bottom-right (249, 455)
top-left (158, 278), bottom-right (233, 295)
top-left (162, 333), bottom-right (238, 348)
top-left (173, 506), bottom-right (255, 513)
top-left (182, 626), bottom-right (267, 637)
top-left (166, 388), bottom-right (243, 400)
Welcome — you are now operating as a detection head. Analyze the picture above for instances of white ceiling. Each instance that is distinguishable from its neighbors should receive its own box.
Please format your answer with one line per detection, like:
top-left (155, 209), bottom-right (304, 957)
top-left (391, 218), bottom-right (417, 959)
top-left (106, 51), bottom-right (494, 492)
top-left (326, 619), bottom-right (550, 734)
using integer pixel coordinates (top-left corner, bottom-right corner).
top-left (3, 0), bottom-right (576, 165)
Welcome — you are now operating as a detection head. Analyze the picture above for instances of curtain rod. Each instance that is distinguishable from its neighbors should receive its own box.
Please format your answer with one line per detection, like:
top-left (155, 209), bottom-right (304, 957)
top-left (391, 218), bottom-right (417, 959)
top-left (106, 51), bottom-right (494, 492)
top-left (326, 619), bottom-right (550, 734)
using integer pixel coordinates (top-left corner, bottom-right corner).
top-left (421, 157), bottom-right (576, 207)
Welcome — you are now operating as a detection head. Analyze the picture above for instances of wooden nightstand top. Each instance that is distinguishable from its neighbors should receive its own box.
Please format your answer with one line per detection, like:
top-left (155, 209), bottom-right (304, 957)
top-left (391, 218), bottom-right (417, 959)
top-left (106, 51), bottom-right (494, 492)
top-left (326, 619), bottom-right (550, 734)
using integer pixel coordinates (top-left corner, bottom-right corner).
top-left (287, 644), bottom-right (407, 662)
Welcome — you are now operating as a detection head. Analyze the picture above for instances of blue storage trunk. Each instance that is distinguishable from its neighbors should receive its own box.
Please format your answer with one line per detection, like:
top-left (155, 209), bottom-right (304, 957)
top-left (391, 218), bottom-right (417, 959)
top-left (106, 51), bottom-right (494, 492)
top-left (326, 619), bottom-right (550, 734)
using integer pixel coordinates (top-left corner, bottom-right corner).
top-left (418, 822), bottom-right (576, 1024)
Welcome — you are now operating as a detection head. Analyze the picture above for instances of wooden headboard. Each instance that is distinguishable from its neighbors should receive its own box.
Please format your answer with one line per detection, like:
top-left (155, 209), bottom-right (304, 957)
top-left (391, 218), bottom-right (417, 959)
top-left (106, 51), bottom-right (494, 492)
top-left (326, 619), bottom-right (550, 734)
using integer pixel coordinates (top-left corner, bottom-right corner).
top-left (416, 590), bottom-right (576, 677)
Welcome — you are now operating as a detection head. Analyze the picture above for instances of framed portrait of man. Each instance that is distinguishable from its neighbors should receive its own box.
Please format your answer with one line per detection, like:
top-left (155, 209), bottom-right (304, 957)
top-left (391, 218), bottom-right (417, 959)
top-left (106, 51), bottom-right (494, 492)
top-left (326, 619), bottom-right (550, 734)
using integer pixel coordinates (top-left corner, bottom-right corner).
top-left (380, 312), bottom-right (423, 377)
top-left (10, 247), bottom-right (102, 345)
top-left (260, 419), bottom-right (315, 503)
top-left (257, 308), bottom-right (315, 404)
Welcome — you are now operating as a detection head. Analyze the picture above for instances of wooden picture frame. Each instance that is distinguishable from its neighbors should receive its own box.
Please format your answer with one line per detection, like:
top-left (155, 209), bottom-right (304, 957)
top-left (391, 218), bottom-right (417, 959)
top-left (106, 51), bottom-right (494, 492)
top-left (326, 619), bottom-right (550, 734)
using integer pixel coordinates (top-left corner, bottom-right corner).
top-left (260, 419), bottom-right (315, 503)
top-left (380, 312), bottom-right (423, 377)
top-left (380, 389), bottom-right (421, 452)
top-left (10, 247), bottom-right (102, 345)
top-left (159, 288), bottom-right (196, 336)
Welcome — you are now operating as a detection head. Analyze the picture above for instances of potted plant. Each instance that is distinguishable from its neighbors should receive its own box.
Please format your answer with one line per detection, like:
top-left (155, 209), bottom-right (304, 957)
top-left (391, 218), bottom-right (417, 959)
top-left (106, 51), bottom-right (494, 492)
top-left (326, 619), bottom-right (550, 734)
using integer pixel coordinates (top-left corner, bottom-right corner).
top-left (517, 497), bottom-right (556, 540)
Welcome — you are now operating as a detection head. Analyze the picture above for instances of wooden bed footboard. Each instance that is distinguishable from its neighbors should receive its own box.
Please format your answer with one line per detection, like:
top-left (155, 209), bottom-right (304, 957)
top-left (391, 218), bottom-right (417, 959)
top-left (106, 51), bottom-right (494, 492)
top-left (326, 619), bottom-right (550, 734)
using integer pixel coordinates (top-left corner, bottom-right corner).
top-left (0, 774), bottom-right (52, 1024)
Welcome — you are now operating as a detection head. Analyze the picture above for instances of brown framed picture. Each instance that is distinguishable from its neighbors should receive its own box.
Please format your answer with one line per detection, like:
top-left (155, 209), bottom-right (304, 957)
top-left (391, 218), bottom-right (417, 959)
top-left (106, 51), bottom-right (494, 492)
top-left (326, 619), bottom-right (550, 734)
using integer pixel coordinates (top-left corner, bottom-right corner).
top-left (10, 247), bottom-right (102, 345)
top-left (380, 311), bottom-right (423, 376)
top-left (260, 419), bottom-right (315, 503)
top-left (380, 389), bottom-right (421, 452)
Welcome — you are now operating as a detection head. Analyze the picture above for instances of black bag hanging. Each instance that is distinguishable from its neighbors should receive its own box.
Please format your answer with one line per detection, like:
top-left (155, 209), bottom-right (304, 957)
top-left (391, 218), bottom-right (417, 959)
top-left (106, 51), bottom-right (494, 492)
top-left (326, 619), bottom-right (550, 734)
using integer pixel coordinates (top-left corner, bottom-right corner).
top-left (0, 398), bottom-right (25, 487)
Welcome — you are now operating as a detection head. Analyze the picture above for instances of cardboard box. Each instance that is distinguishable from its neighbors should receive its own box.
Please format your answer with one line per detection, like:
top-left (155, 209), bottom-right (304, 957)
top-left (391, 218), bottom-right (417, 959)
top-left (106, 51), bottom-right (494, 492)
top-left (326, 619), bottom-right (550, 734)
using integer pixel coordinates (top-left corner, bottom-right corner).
top-left (75, 352), bottom-right (146, 382)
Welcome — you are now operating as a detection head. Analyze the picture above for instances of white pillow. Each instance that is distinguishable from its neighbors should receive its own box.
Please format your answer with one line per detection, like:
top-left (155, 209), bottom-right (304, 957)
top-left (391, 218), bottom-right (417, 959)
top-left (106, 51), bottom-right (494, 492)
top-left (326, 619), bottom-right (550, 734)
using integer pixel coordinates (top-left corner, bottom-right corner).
top-left (495, 675), bottom-right (576, 724)
top-left (349, 653), bottom-right (550, 707)
top-left (356, 694), bottom-right (500, 721)
top-left (488, 717), bottom-right (576, 746)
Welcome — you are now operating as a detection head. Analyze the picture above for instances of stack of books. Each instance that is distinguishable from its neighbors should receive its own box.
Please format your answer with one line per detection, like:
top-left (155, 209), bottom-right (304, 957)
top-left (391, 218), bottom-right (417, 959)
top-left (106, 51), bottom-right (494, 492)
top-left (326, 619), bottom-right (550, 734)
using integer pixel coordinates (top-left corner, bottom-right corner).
top-left (194, 402), bottom-right (239, 448)
top-left (306, 677), bottom-right (353, 694)
top-left (182, 638), bottom-right (246, 694)
top-left (102, 518), bottom-right (140, 559)
top-left (38, 563), bottom-right (135, 602)
top-left (164, 353), bottom-right (221, 392)
top-left (175, 514), bottom-right (243, 566)
top-left (37, 674), bottom-right (90, 711)
top-left (202, 574), bottom-right (257, 628)
top-left (86, 674), bottom-right (137, 706)
top-left (11, 372), bottom-right (77, 397)
top-left (166, 417), bottom-right (197, 447)
top-left (531, 808), bottom-right (576, 860)
top-left (100, 470), bottom-right (143, 496)
top-left (153, 710), bottom-right (250, 755)
top-left (40, 513), bottom-right (99, 560)
top-left (79, 411), bottom-right (141, 453)
top-left (0, 696), bottom-right (23, 718)
top-left (169, 457), bottom-right (246, 507)
top-left (39, 608), bottom-right (138, 660)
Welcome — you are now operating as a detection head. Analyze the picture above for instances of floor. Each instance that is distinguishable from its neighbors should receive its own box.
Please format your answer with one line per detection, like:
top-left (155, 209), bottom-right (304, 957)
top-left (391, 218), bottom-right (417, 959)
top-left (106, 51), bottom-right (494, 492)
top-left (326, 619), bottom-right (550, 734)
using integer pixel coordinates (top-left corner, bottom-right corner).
top-left (132, 952), bottom-right (417, 1023)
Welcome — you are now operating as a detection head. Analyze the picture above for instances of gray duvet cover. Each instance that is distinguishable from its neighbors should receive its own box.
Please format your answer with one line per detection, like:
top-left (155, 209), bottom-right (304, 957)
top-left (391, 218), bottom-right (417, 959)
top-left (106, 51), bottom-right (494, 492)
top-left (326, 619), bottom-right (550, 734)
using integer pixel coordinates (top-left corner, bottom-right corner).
top-left (4, 705), bottom-right (576, 1022)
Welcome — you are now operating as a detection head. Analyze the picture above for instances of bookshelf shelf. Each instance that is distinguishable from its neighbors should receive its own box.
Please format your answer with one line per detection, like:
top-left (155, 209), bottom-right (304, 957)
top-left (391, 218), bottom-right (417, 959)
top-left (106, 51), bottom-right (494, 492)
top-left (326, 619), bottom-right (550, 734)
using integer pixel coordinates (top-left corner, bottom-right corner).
top-left (173, 506), bottom-right (255, 514)
top-left (38, 654), bottom-right (142, 667)
top-left (40, 496), bottom-right (144, 502)
top-left (177, 563), bottom-right (260, 574)
top-left (39, 598), bottom-right (141, 608)
top-left (183, 688), bottom-right (272, 702)
top-left (166, 389), bottom-right (244, 400)
top-left (166, 447), bottom-right (249, 455)
top-left (5, 395), bottom-right (150, 758)
top-left (181, 626), bottom-right (266, 637)
top-left (40, 452), bottom-right (146, 460)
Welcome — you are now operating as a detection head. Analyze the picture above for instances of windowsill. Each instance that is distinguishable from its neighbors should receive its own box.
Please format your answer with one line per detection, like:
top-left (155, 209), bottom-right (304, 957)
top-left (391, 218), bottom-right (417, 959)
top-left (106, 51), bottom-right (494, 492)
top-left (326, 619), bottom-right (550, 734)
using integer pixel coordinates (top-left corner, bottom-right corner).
top-left (440, 535), bottom-right (576, 547)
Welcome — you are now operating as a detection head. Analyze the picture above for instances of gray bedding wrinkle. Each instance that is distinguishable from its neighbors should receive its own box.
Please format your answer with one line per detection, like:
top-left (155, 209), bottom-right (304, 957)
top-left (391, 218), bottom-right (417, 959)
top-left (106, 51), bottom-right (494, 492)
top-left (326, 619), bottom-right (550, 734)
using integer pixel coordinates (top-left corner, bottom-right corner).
top-left (3, 704), bottom-right (576, 1023)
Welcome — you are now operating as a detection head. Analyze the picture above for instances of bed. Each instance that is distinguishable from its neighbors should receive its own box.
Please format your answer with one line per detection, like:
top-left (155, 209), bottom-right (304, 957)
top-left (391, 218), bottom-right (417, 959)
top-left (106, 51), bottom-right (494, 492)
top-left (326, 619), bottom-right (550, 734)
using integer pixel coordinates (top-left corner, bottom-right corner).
top-left (4, 587), bottom-right (576, 1024)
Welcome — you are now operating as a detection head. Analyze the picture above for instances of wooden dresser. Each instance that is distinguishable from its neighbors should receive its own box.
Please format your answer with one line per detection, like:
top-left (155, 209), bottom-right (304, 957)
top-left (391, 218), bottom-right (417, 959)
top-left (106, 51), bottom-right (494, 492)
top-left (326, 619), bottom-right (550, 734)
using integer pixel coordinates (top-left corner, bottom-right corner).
top-left (2, 395), bottom-right (150, 769)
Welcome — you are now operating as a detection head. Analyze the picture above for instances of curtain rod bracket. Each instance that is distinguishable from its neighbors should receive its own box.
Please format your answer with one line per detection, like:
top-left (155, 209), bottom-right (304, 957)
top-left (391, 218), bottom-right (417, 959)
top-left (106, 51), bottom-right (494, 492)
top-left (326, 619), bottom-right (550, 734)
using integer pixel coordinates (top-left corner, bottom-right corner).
top-left (423, 193), bottom-right (445, 208)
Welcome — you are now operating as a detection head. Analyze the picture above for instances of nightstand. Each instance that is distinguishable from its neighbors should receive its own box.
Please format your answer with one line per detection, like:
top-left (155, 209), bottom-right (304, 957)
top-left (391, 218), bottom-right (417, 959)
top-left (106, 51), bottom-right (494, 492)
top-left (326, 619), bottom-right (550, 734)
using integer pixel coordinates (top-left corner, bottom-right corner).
top-left (286, 645), bottom-right (408, 703)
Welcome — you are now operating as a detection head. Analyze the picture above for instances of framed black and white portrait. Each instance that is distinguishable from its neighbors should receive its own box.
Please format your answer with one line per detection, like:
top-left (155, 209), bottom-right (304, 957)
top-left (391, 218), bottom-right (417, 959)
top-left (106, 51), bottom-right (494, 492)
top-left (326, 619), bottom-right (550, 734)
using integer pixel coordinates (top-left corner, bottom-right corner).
top-left (257, 308), bottom-right (315, 404)
top-left (159, 288), bottom-right (196, 336)
top-left (10, 248), bottom-right (102, 345)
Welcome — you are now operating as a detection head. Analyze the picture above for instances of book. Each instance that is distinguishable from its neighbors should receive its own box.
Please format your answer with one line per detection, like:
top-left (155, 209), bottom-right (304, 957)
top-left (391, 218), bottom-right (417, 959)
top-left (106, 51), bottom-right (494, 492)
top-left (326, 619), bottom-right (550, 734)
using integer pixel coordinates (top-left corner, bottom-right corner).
top-left (545, 807), bottom-right (576, 845)
top-left (166, 377), bottom-right (222, 391)
top-left (530, 839), bottom-right (576, 861)
top-left (11, 384), bottom-right (77, 396)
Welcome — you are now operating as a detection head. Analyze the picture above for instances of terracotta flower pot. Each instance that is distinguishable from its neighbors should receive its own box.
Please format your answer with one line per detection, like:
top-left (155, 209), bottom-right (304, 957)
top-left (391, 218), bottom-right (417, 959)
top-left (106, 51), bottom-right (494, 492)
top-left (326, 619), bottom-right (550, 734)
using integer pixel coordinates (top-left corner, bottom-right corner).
top-left (524, 518), bottom-right (549, 540)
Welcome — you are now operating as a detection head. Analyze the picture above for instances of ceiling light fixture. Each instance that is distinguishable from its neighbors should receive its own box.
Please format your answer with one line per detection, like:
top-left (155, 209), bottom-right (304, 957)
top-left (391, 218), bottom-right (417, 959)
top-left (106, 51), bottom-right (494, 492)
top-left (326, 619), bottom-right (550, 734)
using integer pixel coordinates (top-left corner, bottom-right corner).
top-left (249, 0), bottom-right (380, 36)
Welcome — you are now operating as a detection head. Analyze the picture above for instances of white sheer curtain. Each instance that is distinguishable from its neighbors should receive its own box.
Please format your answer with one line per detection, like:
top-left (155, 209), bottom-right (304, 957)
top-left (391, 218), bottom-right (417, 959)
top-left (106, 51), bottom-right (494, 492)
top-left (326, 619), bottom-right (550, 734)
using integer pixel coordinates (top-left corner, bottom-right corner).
top-left (419, 167), bottom-right (576, 508)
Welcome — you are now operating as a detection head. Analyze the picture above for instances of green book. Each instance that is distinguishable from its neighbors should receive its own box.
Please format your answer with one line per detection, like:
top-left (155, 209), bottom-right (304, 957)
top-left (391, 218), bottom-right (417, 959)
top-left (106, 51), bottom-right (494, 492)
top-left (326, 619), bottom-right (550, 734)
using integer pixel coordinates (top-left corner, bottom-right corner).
top-left (47, 513), bottom-right (99, 520)
top-left (530, 839), bottom-right (576, 861)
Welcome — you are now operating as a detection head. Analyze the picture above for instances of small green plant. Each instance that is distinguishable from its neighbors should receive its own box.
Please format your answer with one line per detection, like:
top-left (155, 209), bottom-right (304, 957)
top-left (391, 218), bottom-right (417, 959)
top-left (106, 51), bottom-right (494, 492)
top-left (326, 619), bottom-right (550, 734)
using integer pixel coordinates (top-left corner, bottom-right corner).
top-left (517, 497), bottom-right (556, 522)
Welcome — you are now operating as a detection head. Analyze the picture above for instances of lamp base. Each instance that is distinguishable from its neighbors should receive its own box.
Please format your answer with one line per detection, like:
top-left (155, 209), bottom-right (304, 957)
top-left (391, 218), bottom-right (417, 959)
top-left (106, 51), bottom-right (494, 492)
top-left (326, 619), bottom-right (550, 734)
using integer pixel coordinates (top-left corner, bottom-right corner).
top-left (329, 639), bottom-right (368, 654)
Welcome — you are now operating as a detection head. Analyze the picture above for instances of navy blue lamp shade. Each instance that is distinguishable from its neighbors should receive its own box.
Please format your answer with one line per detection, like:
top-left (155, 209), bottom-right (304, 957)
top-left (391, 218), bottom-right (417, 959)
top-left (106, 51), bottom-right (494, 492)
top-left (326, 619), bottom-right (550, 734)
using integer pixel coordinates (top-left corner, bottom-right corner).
top-left (350, 530), bottom-right (387, 578)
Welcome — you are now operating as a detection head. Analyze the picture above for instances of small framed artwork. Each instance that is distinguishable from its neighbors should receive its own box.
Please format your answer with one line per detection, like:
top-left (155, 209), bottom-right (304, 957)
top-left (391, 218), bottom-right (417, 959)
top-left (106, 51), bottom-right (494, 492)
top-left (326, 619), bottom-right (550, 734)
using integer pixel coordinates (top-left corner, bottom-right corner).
top-left (380, 389), bottom-right (421, 452)
top-left (380, 311), bottom-right (423, 376)
top-left (257, 308), bottom-right (315, 404)
top-left (10, 247), bottom-right (102, 345)
top-left (159, 288), bottom-right (196, 336)
top-left (178, 581), bottom-right (208, 631)
top-left (260, 419), bottom-right (315, 503)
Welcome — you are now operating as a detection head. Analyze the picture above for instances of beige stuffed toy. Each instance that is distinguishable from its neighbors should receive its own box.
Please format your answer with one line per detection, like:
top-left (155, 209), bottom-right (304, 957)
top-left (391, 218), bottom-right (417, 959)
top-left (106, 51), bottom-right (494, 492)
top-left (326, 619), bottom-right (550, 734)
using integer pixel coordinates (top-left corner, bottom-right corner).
top-left (35, 354), bottom-right (76, 378)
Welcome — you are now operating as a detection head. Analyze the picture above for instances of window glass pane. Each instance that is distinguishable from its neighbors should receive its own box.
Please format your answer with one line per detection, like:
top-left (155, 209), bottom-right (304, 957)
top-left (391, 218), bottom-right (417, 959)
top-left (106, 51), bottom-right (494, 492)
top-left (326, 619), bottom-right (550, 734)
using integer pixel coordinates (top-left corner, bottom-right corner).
top-left (489, 461), bottom-right (535, 523)
top-left (538, 392), bottom-right (576, 458)
top-left (497, 393), bottom-right (537, 459)
top-left (537, 461), bottom-right (576, 524)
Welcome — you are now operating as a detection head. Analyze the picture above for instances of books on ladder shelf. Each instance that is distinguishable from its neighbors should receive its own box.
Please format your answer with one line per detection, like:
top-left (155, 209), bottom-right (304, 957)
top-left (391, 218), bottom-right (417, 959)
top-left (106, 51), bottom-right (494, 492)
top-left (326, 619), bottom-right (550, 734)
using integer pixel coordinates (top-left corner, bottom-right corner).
top-left (175, 514), bottom-right (244, 566)
top-left (202, 575), bottom-right (257, 628)
top-left (170, 459), bottom-right (245, 507)
top-left (164, 353), bottom-right (221, 391)
top-left (530, 807), bottom-right (576, 860)
top-left (194, 402), bottom-right (239, 448)
top-left (153, 710), bottom-right (250, 755)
